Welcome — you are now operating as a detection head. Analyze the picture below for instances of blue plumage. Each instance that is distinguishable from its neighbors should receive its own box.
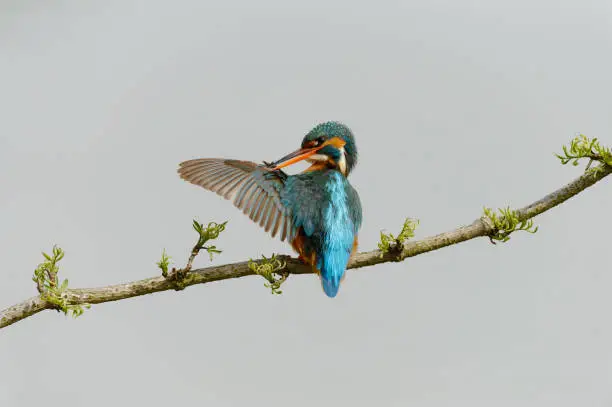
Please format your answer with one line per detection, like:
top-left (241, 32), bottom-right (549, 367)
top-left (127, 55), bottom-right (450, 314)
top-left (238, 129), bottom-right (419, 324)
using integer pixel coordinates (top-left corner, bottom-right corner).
top-left (282, 170), bottom-right (362, 297)
top-left (178, 121), bottom-right (362, 297)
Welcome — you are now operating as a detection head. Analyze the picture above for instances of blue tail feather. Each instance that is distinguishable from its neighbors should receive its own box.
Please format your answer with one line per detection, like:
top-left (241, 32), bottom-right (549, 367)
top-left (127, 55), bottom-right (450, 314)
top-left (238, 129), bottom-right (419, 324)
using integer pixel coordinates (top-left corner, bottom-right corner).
top-left (317, 249), bottom-right (350, 298)
top-left (321, 276), bottom-right (341, 298)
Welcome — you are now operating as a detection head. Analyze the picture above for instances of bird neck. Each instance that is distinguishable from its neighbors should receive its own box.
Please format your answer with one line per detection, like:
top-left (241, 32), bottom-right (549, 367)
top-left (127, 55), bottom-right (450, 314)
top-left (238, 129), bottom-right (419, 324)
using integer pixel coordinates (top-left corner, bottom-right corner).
top-left (303, 161), bottom-right (348, 176)
top-left (304, 162), bottom-right (328, 172)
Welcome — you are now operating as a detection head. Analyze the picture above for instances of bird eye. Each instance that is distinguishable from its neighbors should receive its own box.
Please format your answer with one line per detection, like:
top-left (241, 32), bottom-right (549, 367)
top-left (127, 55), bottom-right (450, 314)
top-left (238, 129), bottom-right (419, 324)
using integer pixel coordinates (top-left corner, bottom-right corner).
top-left (315, 136), bottom-right (325, 146)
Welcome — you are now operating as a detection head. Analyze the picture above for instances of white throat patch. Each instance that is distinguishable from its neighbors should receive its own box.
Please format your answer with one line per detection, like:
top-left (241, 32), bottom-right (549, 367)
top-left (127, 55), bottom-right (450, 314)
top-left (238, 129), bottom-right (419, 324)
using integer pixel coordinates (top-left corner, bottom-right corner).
top-left (306, 147), bottom-right (347, 175)
top-left (306, 154), bottom-right (329, 163)
top-left (337, 147), bottom-right (347, 175)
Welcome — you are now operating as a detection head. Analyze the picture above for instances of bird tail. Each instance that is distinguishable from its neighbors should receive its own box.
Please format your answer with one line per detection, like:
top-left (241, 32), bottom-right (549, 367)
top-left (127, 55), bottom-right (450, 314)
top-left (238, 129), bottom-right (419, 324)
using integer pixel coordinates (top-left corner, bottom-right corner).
top-left (293, 235), bottom-right (350, 298)
top-left (318, 253), bottom-right (349, 298)
top-left (320, 275), bottom-right (342, 298)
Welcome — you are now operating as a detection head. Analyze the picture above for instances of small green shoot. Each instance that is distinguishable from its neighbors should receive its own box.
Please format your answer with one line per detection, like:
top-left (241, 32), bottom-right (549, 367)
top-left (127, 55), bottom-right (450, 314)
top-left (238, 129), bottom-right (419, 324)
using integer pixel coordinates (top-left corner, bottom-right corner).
top-left (192, 220), bottom-right (227, 261)
top-left (556, 134), bottom-right (612, 176)
top-left (161, 219), bottom-right (227, 287)
top-left (32, 246), bottom-right (90, 318)
top-left (157, 249), bottom-right (172, 278)
top-left (248, 254), bottom-right (288, 295)
top-left (483, 207), bottom-right (538, 244)
top-left (378, 218), bottom-right (419, 257)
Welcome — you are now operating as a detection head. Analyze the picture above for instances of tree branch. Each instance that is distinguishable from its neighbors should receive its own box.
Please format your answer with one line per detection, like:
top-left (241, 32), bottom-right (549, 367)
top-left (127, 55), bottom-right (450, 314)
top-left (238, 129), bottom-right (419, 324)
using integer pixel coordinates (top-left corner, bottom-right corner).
top-left (1, 158), bottom-right (610, 330)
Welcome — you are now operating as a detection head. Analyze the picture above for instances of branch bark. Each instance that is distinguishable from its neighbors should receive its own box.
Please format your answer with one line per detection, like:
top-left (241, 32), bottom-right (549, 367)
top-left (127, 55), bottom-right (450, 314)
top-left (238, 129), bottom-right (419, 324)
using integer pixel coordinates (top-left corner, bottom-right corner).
top-left (1, 164), bottom-right (610, 330)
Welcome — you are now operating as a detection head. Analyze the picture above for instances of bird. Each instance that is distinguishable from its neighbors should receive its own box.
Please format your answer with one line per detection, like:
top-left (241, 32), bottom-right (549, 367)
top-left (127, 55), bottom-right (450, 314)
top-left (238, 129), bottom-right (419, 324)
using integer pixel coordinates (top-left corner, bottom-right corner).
top-left (177, 121), bottom-right (362, 297)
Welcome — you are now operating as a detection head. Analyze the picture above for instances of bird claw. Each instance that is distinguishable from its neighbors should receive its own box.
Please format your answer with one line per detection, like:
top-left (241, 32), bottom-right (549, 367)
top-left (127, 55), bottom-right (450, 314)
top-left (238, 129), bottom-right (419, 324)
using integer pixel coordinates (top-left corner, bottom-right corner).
top-left (261, 162), bottom-right (289, 181)
top-left (275, 169), bottom-right (288, 181)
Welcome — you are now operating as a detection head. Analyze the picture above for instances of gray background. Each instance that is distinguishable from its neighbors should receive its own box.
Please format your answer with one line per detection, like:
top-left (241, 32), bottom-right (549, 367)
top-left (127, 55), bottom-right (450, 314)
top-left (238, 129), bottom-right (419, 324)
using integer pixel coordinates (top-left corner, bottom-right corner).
top-left (1, 1), bottom-right (611, 406)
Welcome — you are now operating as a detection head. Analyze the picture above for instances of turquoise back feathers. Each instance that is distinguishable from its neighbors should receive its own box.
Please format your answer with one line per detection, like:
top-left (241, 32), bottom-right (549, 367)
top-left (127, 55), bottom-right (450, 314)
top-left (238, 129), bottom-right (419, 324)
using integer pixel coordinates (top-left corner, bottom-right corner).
top-left (283, 170), bottom-right (362, 297)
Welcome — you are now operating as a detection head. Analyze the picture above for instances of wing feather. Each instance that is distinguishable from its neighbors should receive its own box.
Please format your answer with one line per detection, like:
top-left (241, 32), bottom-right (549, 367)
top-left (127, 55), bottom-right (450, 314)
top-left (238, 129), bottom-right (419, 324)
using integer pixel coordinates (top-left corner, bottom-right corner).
top-left (235, 178), bottom-right (257, 208)
top-left (244, 187), bottom-right (263, 217)
top-left (271, 212), bottom-right (283, 238)
top-left (178, 159), bottom-right (293, 242)
top-left (222, 175), bottom-right (249, 200)
top-left (213, 172), bottom-right (244, 193)
top-left (265, 204), bottom-right (278, 233)
top-left (249, 191), bottom-right (266, 222)
top-left (260, 197), bottom-right (274, 228)
top-left (279, 214), bottom-right (288, 241)
top-left (253, 195), bottom-right (269, 224)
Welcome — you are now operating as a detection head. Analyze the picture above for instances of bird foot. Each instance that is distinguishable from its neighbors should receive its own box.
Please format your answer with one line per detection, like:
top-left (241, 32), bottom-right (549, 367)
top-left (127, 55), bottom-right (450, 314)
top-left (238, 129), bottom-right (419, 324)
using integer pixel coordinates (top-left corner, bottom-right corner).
top-left (262, 162), bottom-right (289, 181)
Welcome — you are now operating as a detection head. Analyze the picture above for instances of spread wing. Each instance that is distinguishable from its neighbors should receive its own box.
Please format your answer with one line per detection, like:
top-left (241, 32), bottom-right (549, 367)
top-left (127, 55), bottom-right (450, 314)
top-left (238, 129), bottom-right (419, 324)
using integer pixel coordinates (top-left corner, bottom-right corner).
top-left (178, 158), bottom-right (294, 242)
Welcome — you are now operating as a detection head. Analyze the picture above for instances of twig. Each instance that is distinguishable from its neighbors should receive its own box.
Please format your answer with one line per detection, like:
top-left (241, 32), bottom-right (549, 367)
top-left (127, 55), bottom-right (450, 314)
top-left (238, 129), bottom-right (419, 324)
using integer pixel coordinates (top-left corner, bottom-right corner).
top-left (2, 162), bottom-right (610, 330)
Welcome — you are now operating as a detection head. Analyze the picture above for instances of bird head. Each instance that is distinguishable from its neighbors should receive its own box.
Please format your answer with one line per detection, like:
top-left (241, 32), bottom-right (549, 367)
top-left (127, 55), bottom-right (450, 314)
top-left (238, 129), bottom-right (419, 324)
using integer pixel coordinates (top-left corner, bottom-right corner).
top-left (270, 121), bottom-right (358, 176)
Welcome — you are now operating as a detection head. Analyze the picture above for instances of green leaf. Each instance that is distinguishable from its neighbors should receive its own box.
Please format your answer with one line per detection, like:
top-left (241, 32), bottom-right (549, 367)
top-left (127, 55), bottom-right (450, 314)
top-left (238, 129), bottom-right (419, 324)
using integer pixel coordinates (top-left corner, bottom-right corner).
top-left (192, 219), bottom-right (203, 234)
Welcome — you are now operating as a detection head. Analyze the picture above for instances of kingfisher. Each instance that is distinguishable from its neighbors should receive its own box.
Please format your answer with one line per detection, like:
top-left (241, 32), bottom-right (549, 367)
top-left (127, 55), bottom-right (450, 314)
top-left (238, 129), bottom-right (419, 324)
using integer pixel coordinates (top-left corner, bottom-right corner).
top-left (178, 121), bottom-right (362, 297)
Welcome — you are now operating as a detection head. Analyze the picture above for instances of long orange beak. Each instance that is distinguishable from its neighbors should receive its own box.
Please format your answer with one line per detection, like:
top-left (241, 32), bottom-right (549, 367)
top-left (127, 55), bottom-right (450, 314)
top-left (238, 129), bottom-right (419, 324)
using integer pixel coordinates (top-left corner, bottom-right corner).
top-left (270, 146), bottom-right (323, 170)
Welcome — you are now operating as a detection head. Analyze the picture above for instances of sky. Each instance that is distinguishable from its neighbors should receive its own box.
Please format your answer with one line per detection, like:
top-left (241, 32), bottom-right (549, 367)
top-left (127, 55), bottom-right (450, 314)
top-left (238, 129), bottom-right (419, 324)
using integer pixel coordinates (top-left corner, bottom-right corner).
top-left (1, 1), bottom-right (611, 406)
